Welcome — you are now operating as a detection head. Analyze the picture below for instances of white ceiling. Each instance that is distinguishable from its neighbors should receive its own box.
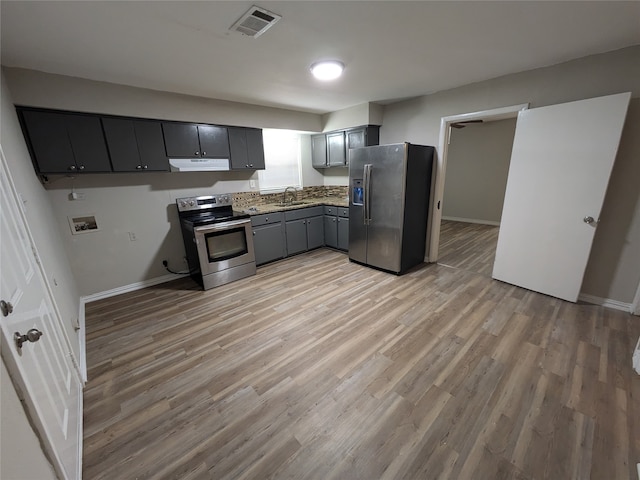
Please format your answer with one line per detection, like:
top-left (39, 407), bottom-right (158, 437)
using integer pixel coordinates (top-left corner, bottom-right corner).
top-left (1, 1), bottom-right (639, 115)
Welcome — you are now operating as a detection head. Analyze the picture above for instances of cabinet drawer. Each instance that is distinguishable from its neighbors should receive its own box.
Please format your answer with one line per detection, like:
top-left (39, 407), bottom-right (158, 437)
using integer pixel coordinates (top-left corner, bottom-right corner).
top-left (324, 206), bottom-right (337, 216)
top-left (338, 207), bottom-right (349, 218)
top-left (251, 212), bottom-right (283, 226)
top-left (284, 206), bottom-right (324, 221)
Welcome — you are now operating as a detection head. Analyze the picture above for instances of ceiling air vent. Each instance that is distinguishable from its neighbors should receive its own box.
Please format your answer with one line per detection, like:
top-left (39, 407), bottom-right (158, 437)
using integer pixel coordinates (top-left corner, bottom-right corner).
top-left (230, 5), bottom-right (281, 38)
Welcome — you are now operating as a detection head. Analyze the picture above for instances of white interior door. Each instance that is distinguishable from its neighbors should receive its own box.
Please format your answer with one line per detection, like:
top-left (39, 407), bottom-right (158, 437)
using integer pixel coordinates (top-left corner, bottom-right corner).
top-left (0, 147), bottom-right (81, 480)
top-left (493, 92), bottom-right (631, 302)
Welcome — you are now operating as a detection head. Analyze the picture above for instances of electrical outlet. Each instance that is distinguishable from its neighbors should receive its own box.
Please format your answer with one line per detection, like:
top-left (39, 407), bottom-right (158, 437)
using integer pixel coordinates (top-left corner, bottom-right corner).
top-left (250, 180), bottom-right (256, 189)
top-left (128, 232), bottom-right (137, 241)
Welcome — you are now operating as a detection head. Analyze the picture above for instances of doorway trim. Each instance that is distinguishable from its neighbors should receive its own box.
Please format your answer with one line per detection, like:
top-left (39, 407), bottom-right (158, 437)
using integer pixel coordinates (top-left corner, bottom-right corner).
top-left (632, 280), bottom-right (640, 316)
top-left (426, 103), bottom-right (529, 263)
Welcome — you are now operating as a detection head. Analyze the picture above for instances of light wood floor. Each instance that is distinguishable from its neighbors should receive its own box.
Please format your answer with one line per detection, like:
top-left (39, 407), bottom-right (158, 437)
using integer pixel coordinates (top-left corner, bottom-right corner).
top-left (83, 249), bottom-right (640, 479)
top-left (438, 220), bottom-right (500, 277)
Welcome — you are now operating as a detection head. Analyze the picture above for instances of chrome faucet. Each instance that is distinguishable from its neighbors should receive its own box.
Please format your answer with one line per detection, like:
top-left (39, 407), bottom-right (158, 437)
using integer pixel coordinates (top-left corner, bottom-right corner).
top-left (283, 186), bottom-right (297, 205)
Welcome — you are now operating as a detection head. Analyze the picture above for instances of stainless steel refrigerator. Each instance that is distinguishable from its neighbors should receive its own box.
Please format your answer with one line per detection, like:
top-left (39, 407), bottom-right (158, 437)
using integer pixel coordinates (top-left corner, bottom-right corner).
top-left (349, 143), bottom-right (434, 274)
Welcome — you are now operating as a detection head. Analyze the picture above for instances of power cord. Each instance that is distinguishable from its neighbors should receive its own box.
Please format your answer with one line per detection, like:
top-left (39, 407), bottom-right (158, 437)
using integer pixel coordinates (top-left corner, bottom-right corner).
top-left (162, 260), bottom-right (193, 275)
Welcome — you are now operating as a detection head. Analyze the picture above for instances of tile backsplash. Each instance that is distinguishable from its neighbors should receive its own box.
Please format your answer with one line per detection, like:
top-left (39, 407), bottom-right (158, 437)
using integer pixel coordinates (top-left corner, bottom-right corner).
top-left (233, 186), bottom-right (347, 210)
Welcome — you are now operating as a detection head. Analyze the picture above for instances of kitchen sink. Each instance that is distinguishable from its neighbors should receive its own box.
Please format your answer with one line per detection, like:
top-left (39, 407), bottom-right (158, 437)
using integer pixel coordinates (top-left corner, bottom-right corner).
top-left (274, 201), bottom-right (307, 207)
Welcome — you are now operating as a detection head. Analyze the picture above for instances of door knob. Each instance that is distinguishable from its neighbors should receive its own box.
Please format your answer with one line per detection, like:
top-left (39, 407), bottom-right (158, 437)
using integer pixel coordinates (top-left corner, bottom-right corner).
top-left (1, 300), bottom-right (14, 317)
top-left (583, 216), bottom-right (596, 225)
top-left (14, 329), bottom-right (43, 350)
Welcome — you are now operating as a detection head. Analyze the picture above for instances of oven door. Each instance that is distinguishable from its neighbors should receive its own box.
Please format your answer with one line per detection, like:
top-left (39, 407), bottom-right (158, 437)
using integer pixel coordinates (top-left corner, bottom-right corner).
top-left (194, 218), bottom-right (255, 276)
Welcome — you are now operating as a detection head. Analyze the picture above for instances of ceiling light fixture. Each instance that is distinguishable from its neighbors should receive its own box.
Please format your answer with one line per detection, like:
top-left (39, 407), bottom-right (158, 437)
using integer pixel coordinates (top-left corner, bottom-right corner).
top-left (310, 60), bottom-right (344, 81)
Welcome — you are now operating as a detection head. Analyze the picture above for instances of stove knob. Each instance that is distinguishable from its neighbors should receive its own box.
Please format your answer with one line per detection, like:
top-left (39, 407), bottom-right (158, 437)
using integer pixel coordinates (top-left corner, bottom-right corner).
top-left (180, 201), bottom-right (187, 208)
top-left (189, 200), bottom-right (195, 206)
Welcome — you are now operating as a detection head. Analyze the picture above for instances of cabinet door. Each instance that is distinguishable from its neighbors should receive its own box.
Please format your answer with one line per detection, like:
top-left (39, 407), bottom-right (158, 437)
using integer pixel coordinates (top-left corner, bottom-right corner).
top-left (65, 114), bottom-right (111, 172)
top-left (253, 224), bottom-right (285, 266)
top-left (104, 118), bottom-right (168, 172)
top-left (163, 123), bottom-right (200, 157)
top-left (337, 217), bottom-right (349, 251)
top-left (103, 118), bottom-right (140, 171)
top-left (228, 127), bottom-right (248, 169)
top-left (326, 131), bottom-right (346, 167)
top-left (246, 128), bottom-right (265, 169)
top-left (135, 120), bottom-right (169, 171)
top-left (285, 219), bottom-right (308, 256)
top-left (306, 216), bottom-right (325, 250)
top-left (346, 128), bottom-right (366, 150)
top-left (311, 134), bottom-right (327, 168)
top-left (21, 110), bottom-right (76, 173)
top-left (324, 215), bottom-right (338, 248)
top-left (198, 125), bottom-right (230, 158)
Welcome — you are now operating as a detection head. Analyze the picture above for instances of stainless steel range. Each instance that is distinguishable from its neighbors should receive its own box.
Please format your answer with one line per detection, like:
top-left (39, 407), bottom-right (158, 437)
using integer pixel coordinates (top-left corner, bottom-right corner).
top-left (176, 194), bottom-right (256, 290)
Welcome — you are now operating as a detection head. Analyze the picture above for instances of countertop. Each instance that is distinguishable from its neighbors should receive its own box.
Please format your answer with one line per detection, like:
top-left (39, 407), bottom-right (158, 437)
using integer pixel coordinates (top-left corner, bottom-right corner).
top-left (242, 196), bottom-right (348, 215)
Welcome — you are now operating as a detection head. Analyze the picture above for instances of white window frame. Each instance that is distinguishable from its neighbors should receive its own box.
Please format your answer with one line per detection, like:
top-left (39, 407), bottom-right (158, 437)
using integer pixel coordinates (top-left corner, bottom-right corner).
top-left (258, 129), bottom-right (303, 193)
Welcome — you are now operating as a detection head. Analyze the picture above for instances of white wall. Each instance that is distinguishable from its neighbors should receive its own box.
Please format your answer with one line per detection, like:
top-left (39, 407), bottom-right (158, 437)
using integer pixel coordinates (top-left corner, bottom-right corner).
top-left (382, 45), bottom-right (640, 304)
top-left (1, 71), bottom-right (82, 358)
top-left (443, 118), bottom-right (516, 224)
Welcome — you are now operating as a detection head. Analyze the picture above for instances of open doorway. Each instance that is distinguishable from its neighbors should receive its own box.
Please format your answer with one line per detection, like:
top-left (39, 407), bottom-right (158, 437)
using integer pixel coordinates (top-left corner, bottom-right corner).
top-left (426, 104), bottom-right (528, 269)
top-left (437, 118), bottom-right (517, 276)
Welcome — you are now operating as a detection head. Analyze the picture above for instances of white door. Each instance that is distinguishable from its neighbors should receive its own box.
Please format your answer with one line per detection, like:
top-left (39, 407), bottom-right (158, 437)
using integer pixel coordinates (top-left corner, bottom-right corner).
top-left (0, 147), bottom-right (82, 480)
top-left (493, 92), bottom-right (631, 302)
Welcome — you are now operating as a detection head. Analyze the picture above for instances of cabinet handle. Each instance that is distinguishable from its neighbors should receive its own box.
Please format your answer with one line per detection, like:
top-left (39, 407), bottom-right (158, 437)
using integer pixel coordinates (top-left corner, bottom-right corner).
top-left (78, 165), bottom-right (85, 171)
top-left (245, 164), bottom-right (249, 168)
top-left (202, 151), bottom-right (206, 156)
top-left (253, 231), bottom-right (256, 236)
top-left (136, 165), bottom-right (142, 170)
top-left (303, 220), bottom-right (306, 224)
top-left (143, 165), bottom-right (148, 170)
top-left (195, 151), bottom-right (200, 156)
top-left (249, 164), bottom-right (253, 168)
top-left (69, 165), bottom-right (77, 171)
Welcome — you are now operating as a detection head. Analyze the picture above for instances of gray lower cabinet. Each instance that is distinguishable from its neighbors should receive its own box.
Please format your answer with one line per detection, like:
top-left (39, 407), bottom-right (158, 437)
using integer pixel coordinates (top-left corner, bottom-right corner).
top-left (284, 206), bottom-right (324, 256)
top-left (324, 215), bottom-right (338, 248)
top-left (324, 206), bottom-right (349, 251)
top-left (251, 213), bottom-right (285, 266)
top-left (337, 216), bottom-right (349, 250)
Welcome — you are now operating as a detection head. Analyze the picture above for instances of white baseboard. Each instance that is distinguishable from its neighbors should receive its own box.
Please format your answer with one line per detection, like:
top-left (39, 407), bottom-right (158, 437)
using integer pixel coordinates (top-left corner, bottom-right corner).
top-left (442, 216), bottom-right (500, 227)
top-left (81, 273), bottom-right (188, 303)
top-left (633, 337), bottom-right (640, 375)
top-left (578, 293), bottom-right (633, 313)
top-left (78, 301), bottom-right (87, 383)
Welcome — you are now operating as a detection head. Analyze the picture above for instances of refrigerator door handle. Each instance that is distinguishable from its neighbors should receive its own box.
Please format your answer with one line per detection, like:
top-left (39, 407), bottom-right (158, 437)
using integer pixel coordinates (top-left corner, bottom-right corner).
top-left (364, 163), bottom-right (372, 225)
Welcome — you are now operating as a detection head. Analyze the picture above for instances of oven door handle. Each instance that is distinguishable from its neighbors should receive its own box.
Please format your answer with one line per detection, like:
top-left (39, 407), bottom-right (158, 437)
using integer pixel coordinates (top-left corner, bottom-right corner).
top-left (194, 219), bottom-right (250, 233)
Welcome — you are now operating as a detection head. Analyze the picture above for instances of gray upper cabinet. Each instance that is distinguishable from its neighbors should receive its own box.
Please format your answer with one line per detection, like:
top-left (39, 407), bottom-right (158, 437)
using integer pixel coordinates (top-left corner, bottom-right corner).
top-left (311, 134), bottom-right (328, 168)
top-left (326, 131), bottom-right (346, 167)
top-left (162, 123), bottom-right (229, 158)
top-left (20, 109), bottom-right (111, 174)
top-left (103, 118), bottom-right (169, 172)
top-left (312, 126), bottom-right (380, 169)
top-left (229, 127), bottom-right (265, 170)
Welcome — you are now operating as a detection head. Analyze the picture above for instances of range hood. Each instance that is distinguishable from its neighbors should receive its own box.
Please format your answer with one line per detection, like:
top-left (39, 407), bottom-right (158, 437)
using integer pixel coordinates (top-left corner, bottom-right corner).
top-left (169, 158), bottom-right (230, 172)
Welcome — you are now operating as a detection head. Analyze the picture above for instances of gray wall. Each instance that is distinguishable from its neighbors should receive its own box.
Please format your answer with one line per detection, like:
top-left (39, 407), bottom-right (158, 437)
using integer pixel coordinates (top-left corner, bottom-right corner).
top-left (442, 118), bottom-right (516, 224)
top-left (2, 68), bottom-right (331, 296)
top-left (381, 45), bottom-right (640, 304)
